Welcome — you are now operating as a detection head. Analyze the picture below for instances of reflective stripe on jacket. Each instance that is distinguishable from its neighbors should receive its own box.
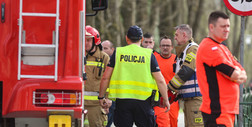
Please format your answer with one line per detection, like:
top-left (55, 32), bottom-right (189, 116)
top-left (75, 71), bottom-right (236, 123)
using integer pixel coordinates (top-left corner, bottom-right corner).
top-left (84, 91), bottom-right (99, 100)
top-left (85, 47), bottom-right (110, 105)
top-left (176, 42), bottom-right (201, 98)
top-left (109, 44), bottom-right (159, 101)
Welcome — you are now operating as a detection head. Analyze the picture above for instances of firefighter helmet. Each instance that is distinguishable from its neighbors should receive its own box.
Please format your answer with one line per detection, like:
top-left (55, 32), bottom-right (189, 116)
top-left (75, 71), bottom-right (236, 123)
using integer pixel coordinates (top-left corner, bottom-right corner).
top-left (85, 31), bottom-right (94, 38)
top-left (85, 25), bottom-right (101, 45)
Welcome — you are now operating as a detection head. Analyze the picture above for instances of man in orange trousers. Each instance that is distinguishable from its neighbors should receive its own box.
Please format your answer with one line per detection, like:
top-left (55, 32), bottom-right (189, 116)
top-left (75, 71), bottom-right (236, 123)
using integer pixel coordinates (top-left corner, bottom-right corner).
top-left (153, 35), bottom-right (179, 127)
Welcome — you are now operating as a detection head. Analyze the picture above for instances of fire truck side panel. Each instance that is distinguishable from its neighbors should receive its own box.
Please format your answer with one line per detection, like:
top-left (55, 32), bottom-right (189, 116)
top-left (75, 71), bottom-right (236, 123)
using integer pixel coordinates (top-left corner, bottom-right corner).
top-left (0, 0), bottom-right (84, 119)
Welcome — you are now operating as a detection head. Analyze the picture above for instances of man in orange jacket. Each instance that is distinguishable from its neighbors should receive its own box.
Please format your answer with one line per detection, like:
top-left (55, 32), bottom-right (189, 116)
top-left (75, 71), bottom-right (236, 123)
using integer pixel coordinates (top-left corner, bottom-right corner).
top-left (196, 11), bottom-right (247, 126)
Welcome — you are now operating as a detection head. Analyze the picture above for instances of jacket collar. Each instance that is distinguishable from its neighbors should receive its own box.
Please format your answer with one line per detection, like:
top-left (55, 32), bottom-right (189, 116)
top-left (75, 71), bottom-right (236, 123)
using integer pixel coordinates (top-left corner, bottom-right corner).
top-left (175, 41), bottom-right (190, 57)
top-left (86, 46), bottom-right (102, 58)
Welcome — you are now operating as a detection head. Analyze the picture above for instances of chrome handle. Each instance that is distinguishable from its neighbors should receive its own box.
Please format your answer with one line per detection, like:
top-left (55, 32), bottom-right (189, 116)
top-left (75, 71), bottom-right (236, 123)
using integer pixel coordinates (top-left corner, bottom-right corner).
top-left (1, 2), bottom-right (5, 23)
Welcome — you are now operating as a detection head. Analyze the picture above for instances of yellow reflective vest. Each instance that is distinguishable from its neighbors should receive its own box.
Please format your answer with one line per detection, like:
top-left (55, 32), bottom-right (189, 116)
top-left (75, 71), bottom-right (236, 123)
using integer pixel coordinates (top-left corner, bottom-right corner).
top-left (109, 44), bottom-right (158, 101)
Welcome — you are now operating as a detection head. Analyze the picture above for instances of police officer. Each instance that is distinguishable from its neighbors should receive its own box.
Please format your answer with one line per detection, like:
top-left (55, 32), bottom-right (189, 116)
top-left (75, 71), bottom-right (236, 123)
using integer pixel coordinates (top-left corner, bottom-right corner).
top-left (99, 25), bottom-right (170, 127)
top-left (84, 26), bottom-right (110, 127)
top-left (168, 24), bottom-right (203, 127)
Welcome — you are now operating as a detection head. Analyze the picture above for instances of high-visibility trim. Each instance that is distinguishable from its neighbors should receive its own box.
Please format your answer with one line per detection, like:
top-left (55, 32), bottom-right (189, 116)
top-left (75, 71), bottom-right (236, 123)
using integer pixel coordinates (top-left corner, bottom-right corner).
top-left (184, 80), bottom-right (198, 86)
top-left (179, 87), bottom-right (201, 94)
top-left (175, 42), bottom-right (198, 73)
top-left (84, 95), bottom-right (98, 100)
top-left (195, 118), bottom-right (203, 123)
top-left (109, 84), bottom-right (151, 92)
top-left (86, 61), bottom-right (104, 68)
top-left (188, 52), bottom-right (196, 59)
top-left (174, 42), bottom-right (201, 98)
top-left (103, 121), bottom-right (108, 126)
top-left (109, 45), bottom-right (158, 101)
top-left (84, 119), bottom-right (89, 125)
top-left (178, 73), bottom-right (202, 98)
top-left (171, 77), bottom-right (182, 87)
top-left (185, 52), bottom-right (196, 63)
top-left (109, 94), bottom-right (151, 100)
top-left (84, 91), bottom-right (99, 96)
top-left (110, 80), bottom-right (157, 89)
top-left (109, 89), bottom-right (151, 96)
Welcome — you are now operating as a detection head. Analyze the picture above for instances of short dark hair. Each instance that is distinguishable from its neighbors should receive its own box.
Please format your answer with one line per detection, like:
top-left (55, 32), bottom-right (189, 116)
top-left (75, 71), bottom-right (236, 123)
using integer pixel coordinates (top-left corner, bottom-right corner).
top-left (208, 11), bottom-right (229, 25)
top-left (159, 35), bottom-right (173, 46)
top-left (143, 32), bottom-right (152, 38)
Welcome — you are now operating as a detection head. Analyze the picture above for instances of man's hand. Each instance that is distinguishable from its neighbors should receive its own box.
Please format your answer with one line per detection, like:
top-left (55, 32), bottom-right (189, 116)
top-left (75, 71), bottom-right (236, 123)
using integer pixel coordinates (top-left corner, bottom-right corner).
top-left (104, 99), bottom-right (112, 114)
top-left (161, 99), bottom-right (170, 112)
top-left (106, 99), bottom-right (112, 108)
top-left (104, 108), bottom-right (109, 114)
top-left (99, 98), bottom-right (108, 109)
top-left (224, 66), bottom-right (247, 84)
top-left (235, 70), bottom-right (247, 84)
top-left (99, 98), bottom-right (112, 108)
top-left (99, 99), bottom-right (113, 114)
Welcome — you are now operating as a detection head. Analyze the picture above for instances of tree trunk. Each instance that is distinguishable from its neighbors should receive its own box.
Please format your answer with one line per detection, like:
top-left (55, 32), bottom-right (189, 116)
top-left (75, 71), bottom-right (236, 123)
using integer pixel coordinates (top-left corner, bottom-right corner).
top-left (192, 0), bottom-right (205, 41)
top-left (136, 0), bottom-right (149, 32)
top-left (120, 0), bottom-right (136, 45)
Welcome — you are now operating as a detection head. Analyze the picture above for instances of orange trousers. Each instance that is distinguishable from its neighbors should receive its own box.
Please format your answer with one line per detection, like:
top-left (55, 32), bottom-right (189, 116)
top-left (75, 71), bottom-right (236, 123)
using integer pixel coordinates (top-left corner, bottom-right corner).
top-left (154, 106), bottom-right (170, 127)
top-left (216, 113), bottom-right (235, 127)
top-left (169, 101), bottom-right (179, 127)
top-left (154, 101), bottom-right (179, 127)
top-left (202, 112), bottom-right (235, 127)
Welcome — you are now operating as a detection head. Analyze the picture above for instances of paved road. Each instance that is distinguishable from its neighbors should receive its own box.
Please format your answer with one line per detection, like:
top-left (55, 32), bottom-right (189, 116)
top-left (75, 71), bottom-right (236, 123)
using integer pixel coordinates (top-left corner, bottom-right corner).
top-left (110, 111), bottom-right (185, 127)
top-left (178, 111), bottom-right (185, 127)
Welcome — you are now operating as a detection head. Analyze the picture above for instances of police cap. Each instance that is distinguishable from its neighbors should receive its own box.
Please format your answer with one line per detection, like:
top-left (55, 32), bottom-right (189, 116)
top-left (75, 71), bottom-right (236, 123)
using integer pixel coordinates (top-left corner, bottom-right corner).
top-left (127, 25), bottom-right (143, 41)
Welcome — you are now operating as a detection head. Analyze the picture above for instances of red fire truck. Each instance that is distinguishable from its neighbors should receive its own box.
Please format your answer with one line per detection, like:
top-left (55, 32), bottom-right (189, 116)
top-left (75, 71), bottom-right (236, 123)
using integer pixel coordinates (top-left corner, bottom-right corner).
top-left (0, 0), bottom-right (107, 126)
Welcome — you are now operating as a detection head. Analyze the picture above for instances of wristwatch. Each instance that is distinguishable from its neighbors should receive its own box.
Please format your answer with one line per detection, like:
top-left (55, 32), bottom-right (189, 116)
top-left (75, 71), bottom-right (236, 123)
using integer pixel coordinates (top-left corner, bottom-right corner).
top-left (98, 96), bottom-right (105, 100)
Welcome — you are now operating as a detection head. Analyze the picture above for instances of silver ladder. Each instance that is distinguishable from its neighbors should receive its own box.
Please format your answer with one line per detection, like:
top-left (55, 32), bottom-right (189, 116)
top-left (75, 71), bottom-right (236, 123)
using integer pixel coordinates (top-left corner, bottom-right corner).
top-left (17, 0), bottom-right (60, 81)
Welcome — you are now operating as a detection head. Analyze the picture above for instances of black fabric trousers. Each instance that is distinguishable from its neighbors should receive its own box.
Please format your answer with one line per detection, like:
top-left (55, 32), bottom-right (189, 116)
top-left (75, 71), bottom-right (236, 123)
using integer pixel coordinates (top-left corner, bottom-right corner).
top-left (202, 112), bottom-right (226, 127)
top-left (114, 98), bottom-right (155, 127)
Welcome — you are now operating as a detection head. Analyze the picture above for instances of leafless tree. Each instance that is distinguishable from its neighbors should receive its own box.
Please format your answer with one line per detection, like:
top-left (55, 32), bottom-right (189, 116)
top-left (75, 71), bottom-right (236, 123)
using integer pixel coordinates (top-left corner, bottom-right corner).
top-left (85, 0), bottom-right (251, 85)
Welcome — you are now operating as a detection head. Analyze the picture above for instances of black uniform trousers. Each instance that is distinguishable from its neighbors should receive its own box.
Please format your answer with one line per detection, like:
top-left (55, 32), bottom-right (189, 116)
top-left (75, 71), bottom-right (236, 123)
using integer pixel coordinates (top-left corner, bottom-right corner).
top-left (114, 97), bottom-right (155, 127)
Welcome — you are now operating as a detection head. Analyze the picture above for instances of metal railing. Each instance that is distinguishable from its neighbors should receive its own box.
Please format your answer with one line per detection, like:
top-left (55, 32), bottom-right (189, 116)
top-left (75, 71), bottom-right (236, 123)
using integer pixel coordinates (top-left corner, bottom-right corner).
top-left (235, 87), bottom-right (252, 127)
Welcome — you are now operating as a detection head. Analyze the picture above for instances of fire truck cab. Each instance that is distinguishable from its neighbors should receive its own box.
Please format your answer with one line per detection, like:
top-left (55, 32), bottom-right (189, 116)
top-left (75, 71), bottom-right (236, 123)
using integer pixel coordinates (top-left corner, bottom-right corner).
top-left (0, 0), bottom-right (107, 126)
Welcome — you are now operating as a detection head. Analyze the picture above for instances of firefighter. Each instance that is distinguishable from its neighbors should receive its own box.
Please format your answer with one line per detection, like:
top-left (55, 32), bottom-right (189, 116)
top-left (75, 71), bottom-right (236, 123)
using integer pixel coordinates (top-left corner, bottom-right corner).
top-left (168, 24), bottom-right (204, 127)
top-left (84, 26), bottom-right (110, 127)
top-left (98, 25), bottom-right (170, 127)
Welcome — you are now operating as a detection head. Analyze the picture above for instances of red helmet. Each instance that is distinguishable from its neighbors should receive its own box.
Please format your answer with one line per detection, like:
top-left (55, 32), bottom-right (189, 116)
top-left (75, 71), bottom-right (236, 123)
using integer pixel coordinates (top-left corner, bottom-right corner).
top-left (85, 25), bottom-right (101, 45)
